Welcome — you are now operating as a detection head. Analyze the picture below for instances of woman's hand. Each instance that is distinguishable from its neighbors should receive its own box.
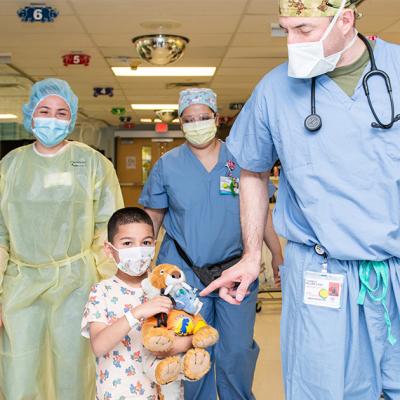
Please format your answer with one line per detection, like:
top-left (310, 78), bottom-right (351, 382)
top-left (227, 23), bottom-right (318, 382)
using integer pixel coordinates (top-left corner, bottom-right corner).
top-left (151, 335), bottom-right (193, 357)
top-left (132, 296), bottom-right (172, 320)
top-left (271, 256), bottom-right (283, 289)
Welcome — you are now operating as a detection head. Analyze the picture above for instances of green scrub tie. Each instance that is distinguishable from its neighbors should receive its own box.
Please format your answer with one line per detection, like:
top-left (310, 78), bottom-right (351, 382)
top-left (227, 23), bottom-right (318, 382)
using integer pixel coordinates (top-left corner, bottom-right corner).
top-left (357, 261), bottom-right (396, 345)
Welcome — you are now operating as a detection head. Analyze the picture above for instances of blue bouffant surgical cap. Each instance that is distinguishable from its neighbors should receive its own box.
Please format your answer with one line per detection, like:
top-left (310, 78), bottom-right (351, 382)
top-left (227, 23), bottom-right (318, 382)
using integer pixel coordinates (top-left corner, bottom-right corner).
top-left (23, 78), bottom-right (78, 134)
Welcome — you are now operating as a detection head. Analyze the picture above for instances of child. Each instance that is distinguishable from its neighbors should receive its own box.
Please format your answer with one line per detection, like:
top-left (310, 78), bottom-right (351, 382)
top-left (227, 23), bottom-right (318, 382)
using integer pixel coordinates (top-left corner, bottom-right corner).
top-left (81, 207), bottom-right (192, 399)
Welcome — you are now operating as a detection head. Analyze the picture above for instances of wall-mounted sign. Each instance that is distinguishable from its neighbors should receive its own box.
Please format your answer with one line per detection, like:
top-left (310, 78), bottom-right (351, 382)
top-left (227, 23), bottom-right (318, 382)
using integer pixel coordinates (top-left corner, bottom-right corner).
top-left (123, 123), bottom-right (135, 129)
top-left (119, 116), bottom-right (132, 123)
top-left (111, 107), bottom-right (126, 116)
top-left (93, 87), bottom-right (113, 97)
top-left (62, 53), bottom-right (91, 67)
top-left (17, 5), bottom-right (59, 23)
top-left (155, 123), bottom-right (168, 133)
top-left (126, 156), bottom-right (136, 170)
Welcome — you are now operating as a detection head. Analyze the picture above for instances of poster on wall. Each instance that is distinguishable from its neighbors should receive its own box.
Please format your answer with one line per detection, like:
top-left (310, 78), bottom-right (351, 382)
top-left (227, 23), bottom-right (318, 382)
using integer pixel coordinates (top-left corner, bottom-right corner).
top-left (126, 156), bottom-right (136, 170)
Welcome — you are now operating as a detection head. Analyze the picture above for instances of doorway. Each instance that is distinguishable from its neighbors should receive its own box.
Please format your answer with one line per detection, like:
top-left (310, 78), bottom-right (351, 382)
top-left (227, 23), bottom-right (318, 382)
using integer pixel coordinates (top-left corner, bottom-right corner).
top-left (116, 137), bottom-right (185, 207)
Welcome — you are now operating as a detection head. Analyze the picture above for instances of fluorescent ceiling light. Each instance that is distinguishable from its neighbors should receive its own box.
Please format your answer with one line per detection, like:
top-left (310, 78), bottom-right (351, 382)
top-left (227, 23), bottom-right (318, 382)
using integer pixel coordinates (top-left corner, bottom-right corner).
top-left (132, 104), bottom-right (178, 110)
top-left (172, 118), bottom-right (179, 123)
top-left (0, 114), bottom-right (17, 119)
top-left (140, 118), bottom-right (153, 123)
top-left (154, 118), bottom-right (162, 123)
top-left (112, 67), bottom-right (216, 77)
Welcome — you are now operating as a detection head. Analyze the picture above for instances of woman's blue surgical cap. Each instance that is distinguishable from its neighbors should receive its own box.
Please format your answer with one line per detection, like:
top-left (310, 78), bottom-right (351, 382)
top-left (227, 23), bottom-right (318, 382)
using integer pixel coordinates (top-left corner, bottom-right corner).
top-left (23, 78), bottom-right (78, 134)
top-left (178, 88), bottom-right (217, 116)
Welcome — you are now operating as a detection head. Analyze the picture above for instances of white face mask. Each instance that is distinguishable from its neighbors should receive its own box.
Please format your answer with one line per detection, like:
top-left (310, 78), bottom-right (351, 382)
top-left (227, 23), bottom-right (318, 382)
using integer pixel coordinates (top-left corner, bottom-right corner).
top-left (110, 244), bottom-right (155, 277)
top-left (182, 118), bottom-right (217, 146)
top-left (287, 0), bottom-right (358, 79)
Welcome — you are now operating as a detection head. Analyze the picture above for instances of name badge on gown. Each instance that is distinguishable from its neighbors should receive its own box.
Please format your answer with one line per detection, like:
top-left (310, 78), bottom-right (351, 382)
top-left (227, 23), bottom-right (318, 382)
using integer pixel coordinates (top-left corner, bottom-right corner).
top-left (303, 271), bottom-right (344, 309)
top-left (220, 176), bottom-right (239, 195)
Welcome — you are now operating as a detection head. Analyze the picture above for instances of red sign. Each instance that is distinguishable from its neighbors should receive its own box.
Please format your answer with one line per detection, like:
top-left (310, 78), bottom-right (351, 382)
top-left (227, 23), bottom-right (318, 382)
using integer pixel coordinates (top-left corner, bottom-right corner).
top-left (123, 123), bottom-right (135, 129)
top-left (155, 123), bottom-right (168, 133)
top-left (62, 53), bottom-right (91, 66)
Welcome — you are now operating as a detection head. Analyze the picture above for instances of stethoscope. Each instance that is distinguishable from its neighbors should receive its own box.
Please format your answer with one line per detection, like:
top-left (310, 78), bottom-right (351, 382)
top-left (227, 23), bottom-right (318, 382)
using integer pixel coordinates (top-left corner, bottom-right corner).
top-left (305, 33), bottom-right (400, 132)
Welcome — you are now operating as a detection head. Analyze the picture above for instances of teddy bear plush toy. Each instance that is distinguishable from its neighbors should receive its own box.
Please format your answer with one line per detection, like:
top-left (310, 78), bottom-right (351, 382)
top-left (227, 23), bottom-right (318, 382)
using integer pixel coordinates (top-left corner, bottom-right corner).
top-left (141, 264), bottom-right (219, 394)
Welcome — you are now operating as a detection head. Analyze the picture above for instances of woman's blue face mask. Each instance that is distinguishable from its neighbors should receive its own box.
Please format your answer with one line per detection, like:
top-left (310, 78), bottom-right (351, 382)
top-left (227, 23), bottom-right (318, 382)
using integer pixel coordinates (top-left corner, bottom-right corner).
top-left (32, 117), bottom-right (71, 148)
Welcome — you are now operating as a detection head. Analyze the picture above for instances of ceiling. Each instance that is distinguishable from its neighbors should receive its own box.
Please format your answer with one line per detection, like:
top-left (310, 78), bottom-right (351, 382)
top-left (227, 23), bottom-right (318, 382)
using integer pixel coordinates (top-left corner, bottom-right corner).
top-left (0, 0), bottom-right (400, 127)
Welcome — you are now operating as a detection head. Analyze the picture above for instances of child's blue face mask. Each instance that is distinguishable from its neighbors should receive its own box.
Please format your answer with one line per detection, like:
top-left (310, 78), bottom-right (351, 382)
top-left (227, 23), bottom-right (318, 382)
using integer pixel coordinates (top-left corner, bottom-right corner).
top-left (32, 117), bottom-right (71, 148)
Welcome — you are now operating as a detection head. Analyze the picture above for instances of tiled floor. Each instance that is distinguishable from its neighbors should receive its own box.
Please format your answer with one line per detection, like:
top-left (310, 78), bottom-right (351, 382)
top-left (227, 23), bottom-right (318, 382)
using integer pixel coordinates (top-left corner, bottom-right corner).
top-left (253, 299), bottom-right (284, 400)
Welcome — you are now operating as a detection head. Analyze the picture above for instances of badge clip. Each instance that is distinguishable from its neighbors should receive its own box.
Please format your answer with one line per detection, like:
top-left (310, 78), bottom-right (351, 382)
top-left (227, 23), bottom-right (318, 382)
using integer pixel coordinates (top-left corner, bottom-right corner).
top-left (321, 256), bottom-right (328, 277)
top-left (314, 244), bottom-right (328, 276)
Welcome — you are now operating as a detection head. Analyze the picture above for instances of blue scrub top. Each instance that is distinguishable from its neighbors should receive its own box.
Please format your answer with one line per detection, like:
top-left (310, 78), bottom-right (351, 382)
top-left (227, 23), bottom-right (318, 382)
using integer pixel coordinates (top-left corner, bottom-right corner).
top-left (139, 141), bottom-right (276, 287)
top-left (227, 39), bottom-right (400, 261)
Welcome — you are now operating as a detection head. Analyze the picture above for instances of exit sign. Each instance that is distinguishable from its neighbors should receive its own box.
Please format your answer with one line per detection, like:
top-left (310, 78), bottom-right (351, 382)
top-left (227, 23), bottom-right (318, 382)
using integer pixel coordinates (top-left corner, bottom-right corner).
top-left (155, 123), bottom-right (168, 133)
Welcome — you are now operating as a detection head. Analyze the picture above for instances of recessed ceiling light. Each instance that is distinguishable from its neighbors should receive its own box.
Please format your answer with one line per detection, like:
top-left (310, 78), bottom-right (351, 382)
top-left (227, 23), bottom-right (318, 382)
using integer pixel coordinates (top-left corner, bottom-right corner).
top-left (0, 114), bottom-right (17, 119)
top-left (131, 104), bottom-right (178, 110)
top-left (112, 67), bottom-right (216, 77)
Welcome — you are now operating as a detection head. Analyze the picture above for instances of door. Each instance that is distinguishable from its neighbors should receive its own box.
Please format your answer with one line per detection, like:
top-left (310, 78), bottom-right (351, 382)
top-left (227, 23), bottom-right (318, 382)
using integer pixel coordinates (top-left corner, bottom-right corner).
top-left (116, 137), bottom-right (185, 207)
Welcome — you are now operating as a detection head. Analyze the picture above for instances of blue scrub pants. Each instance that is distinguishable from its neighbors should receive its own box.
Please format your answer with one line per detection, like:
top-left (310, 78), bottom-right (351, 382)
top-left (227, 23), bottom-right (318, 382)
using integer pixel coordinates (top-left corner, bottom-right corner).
top-left (184, 281), bottom-right (260, 400)
top-left (281, 241), bottom-right (400, 400)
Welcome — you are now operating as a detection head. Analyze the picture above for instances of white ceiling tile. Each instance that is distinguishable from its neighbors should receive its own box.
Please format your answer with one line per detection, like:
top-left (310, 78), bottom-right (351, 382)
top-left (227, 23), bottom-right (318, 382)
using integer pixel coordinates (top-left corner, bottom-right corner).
top-left (80, 15), bottom-right (240, 34)
top-left (225, 46), bottom-right (287, 58)
top-left (19, 68), bottom-right (57, 76)
top-left (216, 67), bottom-right (269, 77)
top-left (211, 75), bottom-right (262, 85)
top-left (70, 0), bottom-right (247, 16)
top-left (183, 47), bottom-right (226, 58)
top-left (0, 34), bottom-right (93, 50)
top-left (238, 15), bottom-right (278, 33)
top-left (231, 33), bottom-right (286, 47)
top-left (2, 1), bottom-right (75, 16)
top-left (379, 20), bottom-right (400, 34)
top-left (247, 0), bottom-right (279, 15)
top-left (378, 33), bottom-right (400, 43)
top-left (0, 16), bottom-right (85, 34)
top-left (220, 57), bottom-right (286, 68)
top-left (358, 15), bottom-right (400, 34)
top-left (358, 0), bottom-right (400, 17)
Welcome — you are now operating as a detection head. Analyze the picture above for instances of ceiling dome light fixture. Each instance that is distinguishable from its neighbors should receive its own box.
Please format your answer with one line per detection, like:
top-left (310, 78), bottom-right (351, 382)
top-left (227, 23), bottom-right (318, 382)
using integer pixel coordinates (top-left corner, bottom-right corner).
top-left (132, 34), bottom-right (189, 66)
top-left (155, 109), bottom-right (178, 124)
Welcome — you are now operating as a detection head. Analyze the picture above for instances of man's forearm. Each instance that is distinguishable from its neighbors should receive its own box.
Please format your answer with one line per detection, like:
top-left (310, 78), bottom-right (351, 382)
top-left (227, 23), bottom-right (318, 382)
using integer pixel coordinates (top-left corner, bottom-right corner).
top-left (240, 169), bottom-right (270, 263)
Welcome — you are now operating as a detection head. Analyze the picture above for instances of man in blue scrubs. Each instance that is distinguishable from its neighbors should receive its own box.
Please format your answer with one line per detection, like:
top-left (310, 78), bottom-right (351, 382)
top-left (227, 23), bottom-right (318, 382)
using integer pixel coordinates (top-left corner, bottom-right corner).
top-left (202, 1), bottom-right (400, 399)
top-left (140, 88), bottom-right (280, 400)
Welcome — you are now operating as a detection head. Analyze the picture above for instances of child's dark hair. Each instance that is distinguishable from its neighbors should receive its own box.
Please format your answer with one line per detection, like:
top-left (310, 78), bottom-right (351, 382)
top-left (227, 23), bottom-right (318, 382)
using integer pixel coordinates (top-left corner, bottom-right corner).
top-left (107, 207), bottom-right (154, 242)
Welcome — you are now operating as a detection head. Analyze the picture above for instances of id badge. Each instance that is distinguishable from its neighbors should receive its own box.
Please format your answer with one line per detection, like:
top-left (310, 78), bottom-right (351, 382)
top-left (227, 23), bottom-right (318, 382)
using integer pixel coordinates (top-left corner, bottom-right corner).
top-left (303, 271), bottom-right (344, 309)
top-left (220, 176), bottom-right (239, 195)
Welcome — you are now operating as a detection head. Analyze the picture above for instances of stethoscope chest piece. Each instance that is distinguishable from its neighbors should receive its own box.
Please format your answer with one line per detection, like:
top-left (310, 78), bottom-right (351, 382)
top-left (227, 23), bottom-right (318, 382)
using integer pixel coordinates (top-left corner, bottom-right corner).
top-left (304, 113), bottom-right (322, 132)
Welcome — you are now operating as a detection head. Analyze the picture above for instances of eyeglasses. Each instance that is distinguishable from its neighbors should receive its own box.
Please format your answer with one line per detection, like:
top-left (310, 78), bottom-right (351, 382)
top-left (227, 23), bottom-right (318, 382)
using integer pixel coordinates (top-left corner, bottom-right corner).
top-left (181, 113), bottom-right (215, 124)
